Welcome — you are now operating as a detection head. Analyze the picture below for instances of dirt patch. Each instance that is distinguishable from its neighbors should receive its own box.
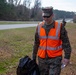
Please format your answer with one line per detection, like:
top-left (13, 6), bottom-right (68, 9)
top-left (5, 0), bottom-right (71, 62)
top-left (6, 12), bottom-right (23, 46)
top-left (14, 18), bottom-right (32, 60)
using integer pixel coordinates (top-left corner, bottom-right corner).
top-left (0, 48), bottom-right (12, 59)
top-left (61, 62), bottom-right (76, 75)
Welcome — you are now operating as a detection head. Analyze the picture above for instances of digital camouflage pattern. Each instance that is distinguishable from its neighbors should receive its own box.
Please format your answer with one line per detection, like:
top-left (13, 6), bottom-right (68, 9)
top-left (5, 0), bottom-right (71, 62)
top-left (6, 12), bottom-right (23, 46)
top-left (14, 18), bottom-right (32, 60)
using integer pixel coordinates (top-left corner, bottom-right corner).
top-left (38, 56), bottom-right (62, 75)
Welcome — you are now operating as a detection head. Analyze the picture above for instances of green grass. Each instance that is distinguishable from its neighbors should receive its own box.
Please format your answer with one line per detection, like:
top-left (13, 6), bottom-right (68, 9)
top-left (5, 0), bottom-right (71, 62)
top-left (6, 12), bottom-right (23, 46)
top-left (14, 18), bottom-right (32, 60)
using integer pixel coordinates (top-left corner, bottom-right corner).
top-left (0, 21), bottom-right (40, 24)
top-left (0, 27), bottom-right (36, 74)
top-left (0, 23), bottom-right (76, 75)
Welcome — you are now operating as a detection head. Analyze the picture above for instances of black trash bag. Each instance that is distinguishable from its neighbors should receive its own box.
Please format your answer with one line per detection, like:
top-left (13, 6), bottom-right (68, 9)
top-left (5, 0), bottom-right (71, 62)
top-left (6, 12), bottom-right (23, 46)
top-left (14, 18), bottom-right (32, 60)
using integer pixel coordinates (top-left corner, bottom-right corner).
top-left (16, 55), bottom-right (40, 75)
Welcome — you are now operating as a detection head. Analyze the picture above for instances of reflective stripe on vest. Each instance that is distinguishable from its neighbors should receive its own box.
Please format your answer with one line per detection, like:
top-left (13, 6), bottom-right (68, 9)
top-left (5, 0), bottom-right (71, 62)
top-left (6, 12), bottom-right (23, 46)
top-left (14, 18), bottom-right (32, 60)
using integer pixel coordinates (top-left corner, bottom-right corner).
top-left (39, 45), bottom-right (62, 50)
top-left (38, 22), bottom-right (61, 40)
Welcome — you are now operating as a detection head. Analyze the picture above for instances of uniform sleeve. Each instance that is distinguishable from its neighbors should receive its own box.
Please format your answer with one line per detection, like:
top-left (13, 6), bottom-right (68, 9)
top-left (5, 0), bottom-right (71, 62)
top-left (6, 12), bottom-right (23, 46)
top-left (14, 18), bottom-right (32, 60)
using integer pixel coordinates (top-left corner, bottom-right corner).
top-left (60, 25), bottom-right (72, 59)
top-left (32, 26), bottom-right (40, 60)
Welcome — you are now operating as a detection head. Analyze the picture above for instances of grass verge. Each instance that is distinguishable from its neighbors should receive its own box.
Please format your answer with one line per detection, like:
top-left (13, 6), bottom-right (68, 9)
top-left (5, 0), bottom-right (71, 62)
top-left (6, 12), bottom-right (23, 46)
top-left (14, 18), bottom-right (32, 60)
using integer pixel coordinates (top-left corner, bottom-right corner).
top-left (0, 27), bottom-right (35, 75)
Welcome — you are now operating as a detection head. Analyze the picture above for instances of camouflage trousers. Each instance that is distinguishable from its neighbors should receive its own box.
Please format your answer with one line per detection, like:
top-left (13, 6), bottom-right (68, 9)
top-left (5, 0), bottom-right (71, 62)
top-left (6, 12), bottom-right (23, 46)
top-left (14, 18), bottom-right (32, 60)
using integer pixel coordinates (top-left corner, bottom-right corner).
top-left (38, 56), bottom-right (62, 75)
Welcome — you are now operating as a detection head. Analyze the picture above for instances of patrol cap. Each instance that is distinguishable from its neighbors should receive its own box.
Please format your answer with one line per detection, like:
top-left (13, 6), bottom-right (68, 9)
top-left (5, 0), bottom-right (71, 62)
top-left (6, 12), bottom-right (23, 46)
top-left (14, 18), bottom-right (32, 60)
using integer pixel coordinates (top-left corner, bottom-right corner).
top-left (42, 6), bottom-right (53, 17)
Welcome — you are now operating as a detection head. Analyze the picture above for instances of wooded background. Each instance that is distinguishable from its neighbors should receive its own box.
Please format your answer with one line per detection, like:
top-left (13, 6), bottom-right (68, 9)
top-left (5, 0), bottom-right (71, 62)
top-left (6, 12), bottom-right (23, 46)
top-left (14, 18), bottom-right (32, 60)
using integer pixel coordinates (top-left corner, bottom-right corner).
top-left (0, 0), bottom-right (76, 21)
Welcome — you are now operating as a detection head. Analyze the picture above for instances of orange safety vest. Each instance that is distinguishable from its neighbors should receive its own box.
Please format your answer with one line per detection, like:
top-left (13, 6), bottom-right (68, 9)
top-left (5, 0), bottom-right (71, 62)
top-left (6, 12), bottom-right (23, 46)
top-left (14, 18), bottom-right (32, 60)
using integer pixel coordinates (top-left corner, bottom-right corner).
top-left (37, 21), bottom-right (62, 58)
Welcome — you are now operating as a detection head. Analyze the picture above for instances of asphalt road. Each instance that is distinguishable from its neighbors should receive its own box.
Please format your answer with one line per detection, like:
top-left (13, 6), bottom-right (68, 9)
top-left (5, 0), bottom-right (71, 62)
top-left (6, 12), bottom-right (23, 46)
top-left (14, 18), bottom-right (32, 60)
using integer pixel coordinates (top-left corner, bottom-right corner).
top-left (0, 19), bottom-right (73, 30)
top-left (0, 24), bottom-right (37, 30)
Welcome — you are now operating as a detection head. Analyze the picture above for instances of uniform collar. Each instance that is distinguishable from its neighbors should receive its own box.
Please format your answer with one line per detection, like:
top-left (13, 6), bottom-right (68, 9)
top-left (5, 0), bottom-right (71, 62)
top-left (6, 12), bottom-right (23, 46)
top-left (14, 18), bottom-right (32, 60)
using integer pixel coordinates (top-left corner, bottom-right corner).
top-left (43, 20), bottom-right (55, 28)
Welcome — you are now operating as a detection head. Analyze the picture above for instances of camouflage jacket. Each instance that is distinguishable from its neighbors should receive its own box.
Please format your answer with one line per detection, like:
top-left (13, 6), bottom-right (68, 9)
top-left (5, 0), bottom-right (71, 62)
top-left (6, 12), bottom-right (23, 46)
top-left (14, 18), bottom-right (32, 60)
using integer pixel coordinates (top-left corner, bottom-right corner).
top-left (32, 21), bottom-right (72, 60)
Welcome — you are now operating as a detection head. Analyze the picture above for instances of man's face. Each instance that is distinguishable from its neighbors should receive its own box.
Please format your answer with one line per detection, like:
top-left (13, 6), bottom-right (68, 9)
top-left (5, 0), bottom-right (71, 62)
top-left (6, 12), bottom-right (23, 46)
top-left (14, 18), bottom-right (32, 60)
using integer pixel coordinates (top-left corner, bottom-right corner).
top-left (42, 14), bottom-right (53, 24)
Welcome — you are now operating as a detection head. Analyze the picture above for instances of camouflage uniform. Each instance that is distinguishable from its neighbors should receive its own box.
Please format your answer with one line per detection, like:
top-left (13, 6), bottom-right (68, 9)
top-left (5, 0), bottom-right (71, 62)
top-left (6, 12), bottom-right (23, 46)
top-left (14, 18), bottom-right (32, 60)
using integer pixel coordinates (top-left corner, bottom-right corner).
top-left (32, 21), bottom-right (71, 75)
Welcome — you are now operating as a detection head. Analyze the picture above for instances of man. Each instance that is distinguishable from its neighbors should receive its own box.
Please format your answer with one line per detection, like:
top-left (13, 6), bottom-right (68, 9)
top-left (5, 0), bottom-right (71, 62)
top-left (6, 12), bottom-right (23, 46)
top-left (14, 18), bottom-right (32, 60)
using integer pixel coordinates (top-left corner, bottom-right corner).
top-left (32, 7), bottom-right (71, 75)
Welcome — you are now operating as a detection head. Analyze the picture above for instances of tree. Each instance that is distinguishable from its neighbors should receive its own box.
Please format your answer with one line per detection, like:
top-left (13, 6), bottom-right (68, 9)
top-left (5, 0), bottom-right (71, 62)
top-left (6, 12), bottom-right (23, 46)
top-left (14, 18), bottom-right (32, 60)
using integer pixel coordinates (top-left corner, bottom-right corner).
top-left (15, 5), bottom-right (30, 21)
top-left (23, 0), bottom-right (31, 8)
top-left (31, 0), bottom-right (41, 20)
top-left (0, 0), bottom-right (8, 20)
top-left (54, 10), bottom-right (75, 20)
top-left (7, 0), bottom-right (21, 6)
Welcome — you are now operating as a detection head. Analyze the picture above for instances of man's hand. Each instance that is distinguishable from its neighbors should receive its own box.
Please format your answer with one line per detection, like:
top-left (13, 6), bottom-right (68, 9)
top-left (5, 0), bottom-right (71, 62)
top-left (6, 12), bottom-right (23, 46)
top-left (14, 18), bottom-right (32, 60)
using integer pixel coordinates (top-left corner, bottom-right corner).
top-left (62, 58), bottom-right (70, 66)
